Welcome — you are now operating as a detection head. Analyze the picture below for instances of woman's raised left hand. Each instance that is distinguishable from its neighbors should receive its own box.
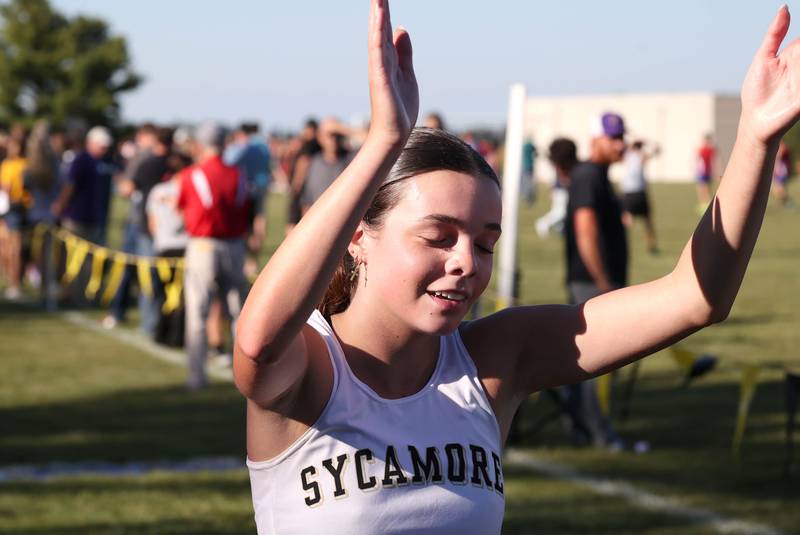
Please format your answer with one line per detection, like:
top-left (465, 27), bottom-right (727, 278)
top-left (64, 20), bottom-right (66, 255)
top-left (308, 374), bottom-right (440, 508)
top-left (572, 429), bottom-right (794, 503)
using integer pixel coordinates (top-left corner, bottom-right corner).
top-left (741, 6), bottom-right (800, 144)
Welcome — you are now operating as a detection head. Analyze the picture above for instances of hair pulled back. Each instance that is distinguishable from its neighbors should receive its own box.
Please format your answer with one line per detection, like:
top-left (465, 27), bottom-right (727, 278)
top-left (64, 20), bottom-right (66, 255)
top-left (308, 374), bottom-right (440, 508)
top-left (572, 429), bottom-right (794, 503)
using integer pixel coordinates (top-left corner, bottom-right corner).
top-left (318, 127), bottom-right (499, 317)
top-left (25, 121), bottom-right (57, 190)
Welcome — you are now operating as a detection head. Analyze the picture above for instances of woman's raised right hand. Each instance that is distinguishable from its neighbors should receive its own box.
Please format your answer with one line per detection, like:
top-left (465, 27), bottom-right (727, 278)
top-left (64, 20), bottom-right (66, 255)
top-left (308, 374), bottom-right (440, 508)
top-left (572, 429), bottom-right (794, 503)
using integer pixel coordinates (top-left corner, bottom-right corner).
top-left (367, 0), bottom-right (419, 148)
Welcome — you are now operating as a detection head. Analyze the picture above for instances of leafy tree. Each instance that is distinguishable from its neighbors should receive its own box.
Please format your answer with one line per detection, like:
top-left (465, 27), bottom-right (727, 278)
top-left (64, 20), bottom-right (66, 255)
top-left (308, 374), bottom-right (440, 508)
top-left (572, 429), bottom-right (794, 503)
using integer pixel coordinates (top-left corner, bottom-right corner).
top-left (0, 0), bottom-right (141, 128)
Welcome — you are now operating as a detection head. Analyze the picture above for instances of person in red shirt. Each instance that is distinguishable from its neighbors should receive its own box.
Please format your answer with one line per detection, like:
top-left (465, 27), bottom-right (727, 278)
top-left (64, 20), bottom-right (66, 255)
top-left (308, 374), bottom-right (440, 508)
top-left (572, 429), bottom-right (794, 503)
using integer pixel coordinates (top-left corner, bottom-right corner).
top-left (178, 122), bottom-right (250, 390)
top-left (696, 134), bottom-right (717, 211)
top-left (772, 140), bottom-right (793, 207)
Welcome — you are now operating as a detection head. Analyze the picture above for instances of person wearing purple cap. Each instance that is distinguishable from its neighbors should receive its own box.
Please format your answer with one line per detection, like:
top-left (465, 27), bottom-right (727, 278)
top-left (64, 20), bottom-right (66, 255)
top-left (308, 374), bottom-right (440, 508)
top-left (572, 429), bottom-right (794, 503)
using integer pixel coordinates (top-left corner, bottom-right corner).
top-left (560, 111), bottom-right (628, 447)
top-left (567, 112), bottom-right (627, 298)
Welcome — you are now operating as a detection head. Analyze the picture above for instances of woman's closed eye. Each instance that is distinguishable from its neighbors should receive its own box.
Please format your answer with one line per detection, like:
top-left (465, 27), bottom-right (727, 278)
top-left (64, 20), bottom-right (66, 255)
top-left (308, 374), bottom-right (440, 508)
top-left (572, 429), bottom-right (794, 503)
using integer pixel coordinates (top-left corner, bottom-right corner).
top-left (476, 243), bottom-right (494, 255)
top-left (421, 235), bottom-right (455, 247)
top-left (421, 234), bottom-right (494, 255)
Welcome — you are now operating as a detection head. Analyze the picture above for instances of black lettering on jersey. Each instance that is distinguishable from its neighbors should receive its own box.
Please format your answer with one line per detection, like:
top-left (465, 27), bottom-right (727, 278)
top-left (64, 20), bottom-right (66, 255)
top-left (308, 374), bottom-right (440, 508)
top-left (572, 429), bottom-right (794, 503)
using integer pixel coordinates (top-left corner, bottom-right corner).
top-left (491, 451), bottom-right (504, 494)
top-left (469, 444), bottom-right (492, 488)
top-left (322, 454), bottom-right (349, 498)
top-left (301, 466), bottom-right (322, 507)
top-left (444, 443), bottom-right (466, 484)
top-left (381, 445), bottom-right (409, 487)
top-left (408, 445), bottom-right (444, 485)
top-left (355, 448), bottom-right (377, 491)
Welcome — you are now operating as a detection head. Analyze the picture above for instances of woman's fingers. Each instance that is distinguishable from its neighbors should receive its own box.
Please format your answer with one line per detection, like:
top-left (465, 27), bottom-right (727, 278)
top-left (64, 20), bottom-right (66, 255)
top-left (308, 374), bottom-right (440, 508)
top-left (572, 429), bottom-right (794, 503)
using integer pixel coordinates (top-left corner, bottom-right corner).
top-left (394, 27), bottom-right (413, 74)
top-left (382, 0), bottom-right (394, 48)
top-left (369, 0), bottom-right (384, 50)
top-left (369, 0), bottom-right (399, 74)
top-left (758, 4), bottom-right (790, 59)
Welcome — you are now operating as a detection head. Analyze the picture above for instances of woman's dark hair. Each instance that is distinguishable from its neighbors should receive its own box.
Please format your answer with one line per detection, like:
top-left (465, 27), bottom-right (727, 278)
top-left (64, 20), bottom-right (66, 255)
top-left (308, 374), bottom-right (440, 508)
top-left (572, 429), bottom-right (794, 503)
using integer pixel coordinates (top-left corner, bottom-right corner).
top-left (24, 121), bottom-right (57, 190)
top-left (166, 151), bottom-right (193, 176)
top-left (319, 127), bottom-right (499, 317)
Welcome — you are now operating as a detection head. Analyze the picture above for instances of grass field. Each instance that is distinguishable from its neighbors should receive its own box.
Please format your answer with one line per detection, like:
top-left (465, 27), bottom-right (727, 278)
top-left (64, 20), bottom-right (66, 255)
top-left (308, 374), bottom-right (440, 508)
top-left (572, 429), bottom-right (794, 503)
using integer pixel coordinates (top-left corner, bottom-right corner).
top-left (1, 183), bottom-right (799, 534)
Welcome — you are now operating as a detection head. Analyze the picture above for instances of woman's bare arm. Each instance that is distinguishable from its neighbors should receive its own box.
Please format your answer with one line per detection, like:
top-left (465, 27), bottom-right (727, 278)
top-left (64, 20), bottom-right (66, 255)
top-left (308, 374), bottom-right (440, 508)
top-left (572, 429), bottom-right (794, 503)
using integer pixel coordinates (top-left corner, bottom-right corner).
top-left (470, 6), bottom-right (800, 397)
top-left (233, 0), bottom-right (418, 407)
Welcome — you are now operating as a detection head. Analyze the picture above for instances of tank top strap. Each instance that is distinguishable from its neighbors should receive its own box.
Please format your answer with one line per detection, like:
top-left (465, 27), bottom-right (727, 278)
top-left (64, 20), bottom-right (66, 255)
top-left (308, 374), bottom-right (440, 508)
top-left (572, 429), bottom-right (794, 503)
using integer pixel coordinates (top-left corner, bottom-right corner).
top-left (440, 325), bottom-right (481, 379)
top-left (307, 309), bottom-right (346, 388)
top-left (440, 326), bottom-right (503, 446)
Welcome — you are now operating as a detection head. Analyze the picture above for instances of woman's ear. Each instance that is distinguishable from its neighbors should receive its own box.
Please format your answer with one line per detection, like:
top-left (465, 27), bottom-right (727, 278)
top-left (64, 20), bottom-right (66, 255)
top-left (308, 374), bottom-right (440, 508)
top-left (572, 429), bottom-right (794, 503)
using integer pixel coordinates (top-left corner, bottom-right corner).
top-left (348, 222), bottom-right (367, 260)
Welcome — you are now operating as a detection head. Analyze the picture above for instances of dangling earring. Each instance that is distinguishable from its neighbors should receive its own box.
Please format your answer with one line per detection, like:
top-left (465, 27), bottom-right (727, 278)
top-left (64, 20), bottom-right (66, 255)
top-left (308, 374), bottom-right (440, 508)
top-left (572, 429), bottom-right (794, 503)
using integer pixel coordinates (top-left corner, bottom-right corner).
top-left (349, 257), bottom-right (361, 283)
top-left (363, 262), bottom-right (368, 288)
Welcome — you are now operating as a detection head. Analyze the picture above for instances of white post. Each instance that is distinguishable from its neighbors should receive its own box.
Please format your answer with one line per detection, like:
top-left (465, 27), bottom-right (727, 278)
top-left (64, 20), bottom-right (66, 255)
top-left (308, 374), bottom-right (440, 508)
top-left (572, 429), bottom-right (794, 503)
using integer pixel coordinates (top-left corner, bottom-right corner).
top-left (496, 83), bottom-right (526, 310)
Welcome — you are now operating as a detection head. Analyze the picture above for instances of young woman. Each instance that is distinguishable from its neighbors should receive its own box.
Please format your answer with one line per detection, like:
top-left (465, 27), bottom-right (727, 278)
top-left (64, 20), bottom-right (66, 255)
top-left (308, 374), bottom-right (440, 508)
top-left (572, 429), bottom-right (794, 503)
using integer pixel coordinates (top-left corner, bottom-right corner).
top-left (0, 131), bottom-right (28, 299)
top-left (234, 1), bottom-right (800, 532)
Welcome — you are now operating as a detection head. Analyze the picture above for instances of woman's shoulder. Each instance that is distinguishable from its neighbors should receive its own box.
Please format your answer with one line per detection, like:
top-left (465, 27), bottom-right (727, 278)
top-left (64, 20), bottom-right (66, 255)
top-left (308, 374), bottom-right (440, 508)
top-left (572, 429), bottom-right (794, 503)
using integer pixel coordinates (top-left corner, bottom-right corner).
top-left (458, 304), bottom-right (564, 384)
top-left (458, 311), bottom-right (521, 380)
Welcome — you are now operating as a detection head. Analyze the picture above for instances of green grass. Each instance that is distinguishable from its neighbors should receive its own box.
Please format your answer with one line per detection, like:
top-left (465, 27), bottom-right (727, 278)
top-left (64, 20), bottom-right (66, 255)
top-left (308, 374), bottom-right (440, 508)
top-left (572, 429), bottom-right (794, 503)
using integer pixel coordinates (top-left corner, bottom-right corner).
top-left (1, 183), bottom-right (799, 534)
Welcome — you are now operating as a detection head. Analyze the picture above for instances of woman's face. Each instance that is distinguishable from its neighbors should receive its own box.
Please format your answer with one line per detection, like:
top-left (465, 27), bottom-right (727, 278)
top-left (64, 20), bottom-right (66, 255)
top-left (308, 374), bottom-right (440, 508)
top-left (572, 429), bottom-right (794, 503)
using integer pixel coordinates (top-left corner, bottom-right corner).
top-left (361, 170), bottom-right (502, 335)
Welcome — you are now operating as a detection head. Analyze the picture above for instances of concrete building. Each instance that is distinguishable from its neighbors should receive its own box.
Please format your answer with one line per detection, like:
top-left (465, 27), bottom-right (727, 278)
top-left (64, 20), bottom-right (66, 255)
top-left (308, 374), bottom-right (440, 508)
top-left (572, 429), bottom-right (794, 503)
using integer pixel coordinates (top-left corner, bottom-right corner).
top-left (524, 92), bottom-right (740, 183)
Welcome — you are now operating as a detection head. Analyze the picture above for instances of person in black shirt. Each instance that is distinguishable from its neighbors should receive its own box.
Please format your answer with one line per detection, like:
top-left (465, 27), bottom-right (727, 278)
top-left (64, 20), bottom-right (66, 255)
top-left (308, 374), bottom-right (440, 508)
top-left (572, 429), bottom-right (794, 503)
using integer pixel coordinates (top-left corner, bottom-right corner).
top-left (106, 126), bottom-right (171, 335)
top-left (562, 112), bottom-right (628, 447)
top-left (566, 112), bottom-right (628, 297)
top-left (130, 128), bottom-right (171, 239)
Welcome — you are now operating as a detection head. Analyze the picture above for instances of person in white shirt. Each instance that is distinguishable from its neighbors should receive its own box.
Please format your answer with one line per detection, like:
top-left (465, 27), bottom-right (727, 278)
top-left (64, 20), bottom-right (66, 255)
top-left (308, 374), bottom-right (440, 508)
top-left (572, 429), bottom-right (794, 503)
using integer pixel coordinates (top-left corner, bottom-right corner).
top-left (621, 140), bottom-right (660, 253)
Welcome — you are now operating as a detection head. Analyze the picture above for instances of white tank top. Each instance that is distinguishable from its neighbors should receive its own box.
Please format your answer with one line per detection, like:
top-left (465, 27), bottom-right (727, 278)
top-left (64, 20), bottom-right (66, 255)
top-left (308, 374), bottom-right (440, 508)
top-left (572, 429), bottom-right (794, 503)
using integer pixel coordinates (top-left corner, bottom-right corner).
top-left (247, 310), bottom-right (505, 534)
top-left (621, 151), bottom-right (646, 193)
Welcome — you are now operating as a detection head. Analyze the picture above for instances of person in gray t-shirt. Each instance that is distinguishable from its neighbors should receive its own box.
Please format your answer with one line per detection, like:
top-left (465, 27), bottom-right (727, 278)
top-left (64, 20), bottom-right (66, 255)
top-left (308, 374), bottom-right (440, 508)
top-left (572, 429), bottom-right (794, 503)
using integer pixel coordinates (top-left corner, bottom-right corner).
top-left (299, 118), bottom-right (353, 214)
top-left (146, 172), bottom-right (187, 255)
top-left (146, 158), bottom-right (190, 348)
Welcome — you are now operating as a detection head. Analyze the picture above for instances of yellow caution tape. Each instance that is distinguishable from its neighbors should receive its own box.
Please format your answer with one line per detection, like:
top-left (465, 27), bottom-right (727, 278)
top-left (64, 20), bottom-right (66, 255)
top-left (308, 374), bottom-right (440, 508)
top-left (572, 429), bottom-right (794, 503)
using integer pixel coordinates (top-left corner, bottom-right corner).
top-left (732, 365), bottom-right (761, 458)
top-left (63, 239), bottom-right (90, 285)
top-left (101, 254), bottom-right (128, 305)
top-left (596, 373), bottom-right (612, 417)
top-left (669, 346), bottom-right (696, 374)
top-left (494, 296), bottom-right (509, 312)
top-left (84, 249), bottom-right (108, 300)
top-left (30, 224), bottom-right (191, 315)
top-left (162, 266), bottom-right (183, 314)
top-left (136, 258), bottom-right (154, 299)
top-left (156, 259), bottom-right (172, 283)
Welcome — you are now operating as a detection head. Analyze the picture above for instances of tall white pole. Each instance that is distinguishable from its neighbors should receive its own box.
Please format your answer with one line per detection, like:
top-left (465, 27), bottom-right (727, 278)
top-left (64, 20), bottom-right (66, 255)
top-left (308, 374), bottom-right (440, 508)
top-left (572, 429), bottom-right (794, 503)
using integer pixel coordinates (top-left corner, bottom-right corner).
top-left (496, 83), bottom-right (526, 310)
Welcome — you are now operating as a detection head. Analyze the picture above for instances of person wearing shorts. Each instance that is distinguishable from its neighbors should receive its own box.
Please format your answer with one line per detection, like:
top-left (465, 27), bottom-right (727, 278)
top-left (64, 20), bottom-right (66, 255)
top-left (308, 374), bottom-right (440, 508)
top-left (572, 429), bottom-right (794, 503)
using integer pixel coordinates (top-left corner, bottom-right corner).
top-left (696, 134), bottom-right (716, 211)
top-left (772, 140), bottom-right (793, 207)
top-left (621, 140), bottom-right (660, 254)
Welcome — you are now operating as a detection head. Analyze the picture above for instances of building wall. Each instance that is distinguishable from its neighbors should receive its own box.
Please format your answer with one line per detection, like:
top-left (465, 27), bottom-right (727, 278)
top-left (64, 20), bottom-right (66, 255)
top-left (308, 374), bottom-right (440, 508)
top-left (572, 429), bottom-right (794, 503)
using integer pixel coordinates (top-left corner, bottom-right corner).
top-left (714, 96), bottom-right (742, 179)
top-left (524, 92), bottom-right (739, 183)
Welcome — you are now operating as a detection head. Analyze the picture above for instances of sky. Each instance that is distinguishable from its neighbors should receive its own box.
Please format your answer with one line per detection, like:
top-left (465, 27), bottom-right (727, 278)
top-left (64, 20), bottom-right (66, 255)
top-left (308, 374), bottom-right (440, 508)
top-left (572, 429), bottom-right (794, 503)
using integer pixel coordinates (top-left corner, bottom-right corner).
top-left (51, 0), bottom-right (792, 132)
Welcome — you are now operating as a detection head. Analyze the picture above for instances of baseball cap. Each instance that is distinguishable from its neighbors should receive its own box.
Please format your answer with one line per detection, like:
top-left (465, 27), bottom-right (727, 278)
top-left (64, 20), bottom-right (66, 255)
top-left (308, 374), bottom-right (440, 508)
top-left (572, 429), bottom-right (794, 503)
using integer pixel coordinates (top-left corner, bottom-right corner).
top-left (195, 121), bottom-right (228, 150)
top-left (86, 126), bottom-right (113, 147)
top-left (589, 112), bottom-right (625, 139)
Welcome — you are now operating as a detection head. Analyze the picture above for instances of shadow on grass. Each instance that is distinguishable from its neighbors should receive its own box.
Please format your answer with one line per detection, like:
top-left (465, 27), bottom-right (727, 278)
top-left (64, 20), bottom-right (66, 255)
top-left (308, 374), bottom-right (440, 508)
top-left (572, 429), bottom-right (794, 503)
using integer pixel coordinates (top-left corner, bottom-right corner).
top-left (1, 383), bottom-right (246, 465)
top-left (720, 312), bottom-right (793, 326)
top-left (0, 297), bottom-right (112, 322)
top-left (513, 377), bottom-right (800, 502)
top-left (0, 300), bottom-right (58, 317)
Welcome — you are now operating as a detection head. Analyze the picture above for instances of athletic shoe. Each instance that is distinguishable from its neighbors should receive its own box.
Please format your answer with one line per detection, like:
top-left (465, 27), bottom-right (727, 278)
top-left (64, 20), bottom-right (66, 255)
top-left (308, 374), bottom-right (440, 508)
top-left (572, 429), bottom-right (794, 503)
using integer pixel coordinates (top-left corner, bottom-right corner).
top-left (25, 267), bottom-right (41, 289)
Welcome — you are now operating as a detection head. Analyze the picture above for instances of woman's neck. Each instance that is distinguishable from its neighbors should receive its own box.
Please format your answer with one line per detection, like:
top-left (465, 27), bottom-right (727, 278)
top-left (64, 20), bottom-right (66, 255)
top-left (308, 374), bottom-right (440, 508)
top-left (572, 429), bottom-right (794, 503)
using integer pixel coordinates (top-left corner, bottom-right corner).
top-left (330, 305), bottom-right (440, 399)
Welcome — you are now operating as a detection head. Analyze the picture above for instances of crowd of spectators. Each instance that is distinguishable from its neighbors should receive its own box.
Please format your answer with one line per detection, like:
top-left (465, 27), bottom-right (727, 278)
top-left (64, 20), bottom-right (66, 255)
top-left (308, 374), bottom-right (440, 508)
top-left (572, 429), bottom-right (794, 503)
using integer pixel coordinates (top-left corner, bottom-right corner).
top-left (0, 114), bottom-right (517, 391)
